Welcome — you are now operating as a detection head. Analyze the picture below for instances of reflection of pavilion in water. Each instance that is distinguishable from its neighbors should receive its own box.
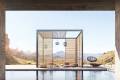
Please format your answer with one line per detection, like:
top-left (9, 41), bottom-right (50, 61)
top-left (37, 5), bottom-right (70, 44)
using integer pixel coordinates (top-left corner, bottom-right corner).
top-left (36, 71), bottom-right (83, 80)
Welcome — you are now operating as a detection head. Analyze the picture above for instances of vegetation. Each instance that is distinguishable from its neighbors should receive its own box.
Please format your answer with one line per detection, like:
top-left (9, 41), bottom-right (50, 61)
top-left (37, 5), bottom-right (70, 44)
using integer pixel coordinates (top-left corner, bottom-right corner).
top-left (85, 50), bottom-right (115, 66)
top-left (6, 50), bottom-right (115, 66)
top-left (97, 50), bottom-right (115, 64)
top-left (6, 48), bottom-right (36, 65)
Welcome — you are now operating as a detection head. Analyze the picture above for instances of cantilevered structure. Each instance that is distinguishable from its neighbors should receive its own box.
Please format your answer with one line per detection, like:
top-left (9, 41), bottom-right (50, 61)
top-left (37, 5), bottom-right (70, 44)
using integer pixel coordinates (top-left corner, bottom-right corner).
top-left (37, 30), bottom-right (83, 68)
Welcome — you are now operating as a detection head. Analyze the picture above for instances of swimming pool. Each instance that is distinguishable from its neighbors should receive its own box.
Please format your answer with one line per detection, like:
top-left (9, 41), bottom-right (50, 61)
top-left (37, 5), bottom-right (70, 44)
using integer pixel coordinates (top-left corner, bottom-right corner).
top-left (6, 71), bottom-right (115, 80)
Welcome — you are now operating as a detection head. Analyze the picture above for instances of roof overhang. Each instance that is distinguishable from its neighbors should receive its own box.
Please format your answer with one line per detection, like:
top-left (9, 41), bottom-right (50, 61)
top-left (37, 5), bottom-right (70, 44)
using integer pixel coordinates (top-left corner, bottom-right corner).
top-left (5, 0), bottom-right (115, 10)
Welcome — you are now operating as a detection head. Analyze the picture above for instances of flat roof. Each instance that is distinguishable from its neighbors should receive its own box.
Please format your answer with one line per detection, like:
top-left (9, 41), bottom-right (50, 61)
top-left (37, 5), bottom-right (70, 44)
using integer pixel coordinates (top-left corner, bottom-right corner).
top-left (37, 30), bottom-right (82, 39)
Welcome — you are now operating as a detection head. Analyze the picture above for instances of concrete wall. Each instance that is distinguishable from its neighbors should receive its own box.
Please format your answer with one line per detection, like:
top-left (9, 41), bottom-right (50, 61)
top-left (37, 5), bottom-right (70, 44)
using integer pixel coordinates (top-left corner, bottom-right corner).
top-left (115, 0), bottom-right (120, 58)
top-left (115, 1), bottom-right (120, 80)
top-left (0, 1), bottom-right (5, 80)
top-left (115, 49), bottom-right (120, 80)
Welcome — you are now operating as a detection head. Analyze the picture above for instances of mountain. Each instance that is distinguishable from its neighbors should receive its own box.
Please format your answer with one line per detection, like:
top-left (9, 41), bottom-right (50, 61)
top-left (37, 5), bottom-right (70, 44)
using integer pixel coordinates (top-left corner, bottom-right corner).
top-left (53, 51), bottom-right (65, 58)
top-left (53, 51), bottom-right (102, 60)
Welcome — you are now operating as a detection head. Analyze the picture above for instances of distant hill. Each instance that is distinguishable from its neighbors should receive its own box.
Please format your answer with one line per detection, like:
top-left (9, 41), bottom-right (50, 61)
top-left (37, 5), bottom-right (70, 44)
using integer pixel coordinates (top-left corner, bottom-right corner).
top-left (6, 49), bottom-right (36, 65)
top-left (53, 51), bottom-right (65, 58)
top-left (53, 51), bottom-right (102, 60)
top-left (6, 51), bottom-right (19, 65)
top-left (6, 47), bottom-right (115, 65)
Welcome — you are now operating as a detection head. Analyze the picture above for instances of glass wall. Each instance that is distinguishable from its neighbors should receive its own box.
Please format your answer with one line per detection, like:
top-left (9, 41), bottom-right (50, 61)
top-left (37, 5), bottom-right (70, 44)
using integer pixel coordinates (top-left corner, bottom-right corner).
top-left (53, 39), bottom-right (65, 66)
top-left (65, 39), bottom-right (76, 66)
top-left (38, 32), bottom-right (53, 68)
top-left (77, 32), bottom-right (83, 67)
top-left (37, 30), bottom-right (83, 68)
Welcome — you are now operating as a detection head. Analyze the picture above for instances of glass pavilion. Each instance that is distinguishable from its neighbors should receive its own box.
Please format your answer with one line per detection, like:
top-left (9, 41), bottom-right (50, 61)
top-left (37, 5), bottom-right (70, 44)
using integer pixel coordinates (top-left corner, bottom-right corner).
top-left (37, 30), bottom-right (83, 68)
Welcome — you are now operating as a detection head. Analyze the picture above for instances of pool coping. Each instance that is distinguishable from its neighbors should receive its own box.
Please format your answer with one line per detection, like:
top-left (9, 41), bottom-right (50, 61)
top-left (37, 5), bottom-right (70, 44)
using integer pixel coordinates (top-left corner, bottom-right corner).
top-left (6, 67), bottom-right (108, 71)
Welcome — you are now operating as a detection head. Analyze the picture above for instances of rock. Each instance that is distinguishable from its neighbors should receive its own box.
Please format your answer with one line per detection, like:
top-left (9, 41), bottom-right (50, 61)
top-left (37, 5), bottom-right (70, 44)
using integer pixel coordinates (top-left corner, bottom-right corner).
top-left (87, 56), bottom-right (97, 62)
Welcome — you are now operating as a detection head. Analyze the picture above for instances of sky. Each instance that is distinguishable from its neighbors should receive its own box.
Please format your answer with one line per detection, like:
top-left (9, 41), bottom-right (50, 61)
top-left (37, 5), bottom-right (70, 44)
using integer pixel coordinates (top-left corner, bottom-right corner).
top-left (6, 11), bottom-right (115, 54)
top-left (53, 39), bottom-right (65, 54)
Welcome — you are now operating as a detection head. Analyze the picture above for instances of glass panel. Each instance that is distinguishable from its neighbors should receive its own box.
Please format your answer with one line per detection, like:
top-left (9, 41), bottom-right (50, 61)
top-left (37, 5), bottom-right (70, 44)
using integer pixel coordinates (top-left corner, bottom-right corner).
top-left (53, 39), bottom-right (65, 67)
top-left (38, 33), bottom-right (53, 68)
top-left (65, 39), bottom-right (76, 66)
top-left (37, 30), bottom-right (82, 68)
top-left (83, 71), bottom-right (115, 80)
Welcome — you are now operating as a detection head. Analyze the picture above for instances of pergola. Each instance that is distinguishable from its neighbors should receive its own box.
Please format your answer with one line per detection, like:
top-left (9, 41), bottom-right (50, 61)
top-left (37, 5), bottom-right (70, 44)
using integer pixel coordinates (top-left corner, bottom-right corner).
top-left (37, 30), bottom-right (83, 68)
top-left (0, 0), bottom-right (120, 80)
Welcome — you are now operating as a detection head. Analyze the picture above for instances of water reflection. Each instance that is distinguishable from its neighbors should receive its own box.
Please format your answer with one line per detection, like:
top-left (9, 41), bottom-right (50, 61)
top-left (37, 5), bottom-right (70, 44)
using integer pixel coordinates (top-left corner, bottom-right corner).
top-left (6, 71), bottom-right (37, 80)
top-left (37, 71), bottom-right (83, 80)
top-left (83, 71), bottom-right (115, 80)
top-left (6, 71), bottom-right (114, 80)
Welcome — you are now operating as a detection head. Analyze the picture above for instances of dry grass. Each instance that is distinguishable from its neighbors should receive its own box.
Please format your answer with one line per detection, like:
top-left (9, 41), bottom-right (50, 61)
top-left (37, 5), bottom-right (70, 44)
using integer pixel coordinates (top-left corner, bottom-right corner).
top-left (12, 56), bottom-right (36, 64)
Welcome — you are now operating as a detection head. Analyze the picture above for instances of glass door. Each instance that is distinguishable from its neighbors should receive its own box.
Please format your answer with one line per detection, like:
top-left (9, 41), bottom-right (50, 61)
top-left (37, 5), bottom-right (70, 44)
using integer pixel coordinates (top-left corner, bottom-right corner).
top-left (53, 39), bottom-right (65, 67)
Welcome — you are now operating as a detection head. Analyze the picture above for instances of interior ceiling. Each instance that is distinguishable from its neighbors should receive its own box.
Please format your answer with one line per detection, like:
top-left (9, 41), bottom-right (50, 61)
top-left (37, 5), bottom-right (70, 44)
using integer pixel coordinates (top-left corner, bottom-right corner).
top-left (39, 32), bottom-right (66, 39)
top-left (5, 0), bottom-right (115, 10)
top-left (39, 31), bottom-right (81, 39)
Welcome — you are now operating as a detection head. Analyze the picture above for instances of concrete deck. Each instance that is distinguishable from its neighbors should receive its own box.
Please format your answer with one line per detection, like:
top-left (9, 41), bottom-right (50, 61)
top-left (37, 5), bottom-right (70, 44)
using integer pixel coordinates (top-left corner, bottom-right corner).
top-left (5, 65), bottom-right (108, 71)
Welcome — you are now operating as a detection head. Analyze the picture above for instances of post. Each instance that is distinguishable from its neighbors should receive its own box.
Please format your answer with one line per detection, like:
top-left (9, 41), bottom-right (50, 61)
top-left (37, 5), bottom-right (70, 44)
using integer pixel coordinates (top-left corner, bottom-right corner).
top-left (81, 30), bottom-right (83, 67)
top-left (0, 1), bottom-right (5, 80)
top-left (36, 31), bottom-right (38, 67)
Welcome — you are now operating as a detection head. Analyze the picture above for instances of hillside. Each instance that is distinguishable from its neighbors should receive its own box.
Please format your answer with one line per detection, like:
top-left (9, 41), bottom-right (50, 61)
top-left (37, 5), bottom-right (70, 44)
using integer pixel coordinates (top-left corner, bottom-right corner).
top-left (84, 51), bottom-right (115, 65)
top-left (6, 51), bottom-right (19, 65)
top-left (6, 49), bottom-right (36, 65)
top-left (97, 51), bottom-right (115, 64)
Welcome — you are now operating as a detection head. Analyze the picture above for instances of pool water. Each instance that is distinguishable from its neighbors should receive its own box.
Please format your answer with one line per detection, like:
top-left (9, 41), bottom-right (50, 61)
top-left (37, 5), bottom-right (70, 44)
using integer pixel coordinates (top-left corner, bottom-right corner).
top-left (6, 71), bottom-right (115, 80)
